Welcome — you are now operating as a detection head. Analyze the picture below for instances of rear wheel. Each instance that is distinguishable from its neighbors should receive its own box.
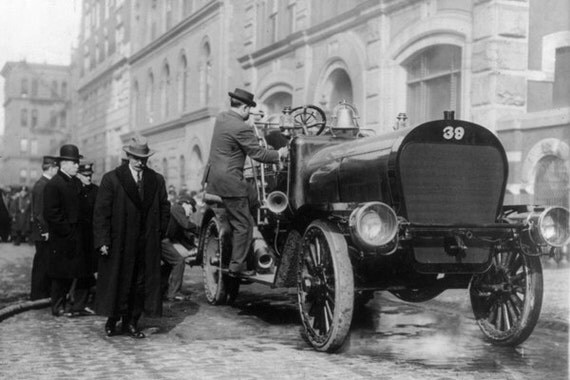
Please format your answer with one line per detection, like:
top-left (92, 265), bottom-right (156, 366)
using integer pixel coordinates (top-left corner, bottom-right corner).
top-left (298, 220), bottom-right (354, 352)
top-left (202, 218), bottom-right (228, 305)
top-left (470, 248), bottom-right (543, 346)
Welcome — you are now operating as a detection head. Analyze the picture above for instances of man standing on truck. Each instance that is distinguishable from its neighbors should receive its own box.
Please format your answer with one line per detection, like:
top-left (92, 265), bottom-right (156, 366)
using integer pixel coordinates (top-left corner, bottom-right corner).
top-left (202, 88), bottom-right (288, 277)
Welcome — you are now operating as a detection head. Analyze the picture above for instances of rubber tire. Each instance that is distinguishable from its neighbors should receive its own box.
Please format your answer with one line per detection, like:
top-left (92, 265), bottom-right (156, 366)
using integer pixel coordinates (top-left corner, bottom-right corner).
top-left (201, 218), bottom-right (228, 305)
top-left (470, 250), bottom-right (543, 346)
top-left (298, 220), bottom-right (354, 352)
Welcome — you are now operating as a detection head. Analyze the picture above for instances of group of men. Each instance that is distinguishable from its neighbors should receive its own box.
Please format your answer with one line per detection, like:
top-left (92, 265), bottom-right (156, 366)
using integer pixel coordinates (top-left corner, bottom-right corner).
top-left (25, 87), bottom-right (287, 340)
top-left (0, 184), bottom-right (33, 245)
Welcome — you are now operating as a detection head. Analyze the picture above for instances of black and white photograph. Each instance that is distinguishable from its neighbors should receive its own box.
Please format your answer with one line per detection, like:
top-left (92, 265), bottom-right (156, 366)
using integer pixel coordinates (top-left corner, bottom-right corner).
top-left (0, 0), bottom-right (568, 379)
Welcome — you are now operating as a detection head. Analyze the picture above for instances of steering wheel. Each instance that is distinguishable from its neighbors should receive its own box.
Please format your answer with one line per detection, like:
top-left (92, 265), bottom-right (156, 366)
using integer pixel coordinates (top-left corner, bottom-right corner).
top-left (290, 105), bottom-right (327, 136)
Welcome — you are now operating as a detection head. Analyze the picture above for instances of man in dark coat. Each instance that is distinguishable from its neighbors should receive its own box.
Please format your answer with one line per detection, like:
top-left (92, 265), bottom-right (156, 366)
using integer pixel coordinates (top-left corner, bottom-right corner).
top-left (30, 156), bottom-right (59, 300)
top-left (10, 185), bottom-right (31, 245)
top-left (93, 135), bottom-right (169, 339)
top-left (44, 145), bottom-right (93, 317)
top-left (0, 185), bottom-right (11, 242)
top-left (202, 88), bottom-right (288, 277)
top-left (161, 193), bottom-right (197, 302)
top-left (77, 162), bottom-right (99, 306)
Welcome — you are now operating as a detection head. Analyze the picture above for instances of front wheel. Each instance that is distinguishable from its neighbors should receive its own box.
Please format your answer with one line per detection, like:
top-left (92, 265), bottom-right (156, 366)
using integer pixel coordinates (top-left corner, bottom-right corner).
top-left (470, 248), bottom-right (543, 346)
top-left (297, 220), bottom-right (354, 352)
top-left (201, 218), bottom-right (228, 305)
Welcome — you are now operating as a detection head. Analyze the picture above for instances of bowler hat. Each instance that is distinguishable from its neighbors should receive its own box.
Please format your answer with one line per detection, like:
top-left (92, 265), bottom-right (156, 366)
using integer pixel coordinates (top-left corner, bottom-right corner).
top-left (78, 162), bottom-right (94, 175)
top-left (122, 135), bottom-right (155, 158)
top-left (57, 145), bottom-right (83, 162)
top-left (228, 88), bottom-right (256, 107)
top-left (42, 156), bottom-right (58, 166)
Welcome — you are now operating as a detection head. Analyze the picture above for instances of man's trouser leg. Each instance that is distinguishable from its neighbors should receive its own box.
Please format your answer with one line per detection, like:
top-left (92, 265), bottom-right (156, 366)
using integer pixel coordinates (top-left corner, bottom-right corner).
top-left (128, 238), bottom-right (146, 323)
top-left (69, 277), bottom-right (94, 312)
top-left (223, 197), bottom-right (253, 273)
top-left (51, 278), bottom-right (72, 315)
top-left (161, 239), bottom-right (185, 300)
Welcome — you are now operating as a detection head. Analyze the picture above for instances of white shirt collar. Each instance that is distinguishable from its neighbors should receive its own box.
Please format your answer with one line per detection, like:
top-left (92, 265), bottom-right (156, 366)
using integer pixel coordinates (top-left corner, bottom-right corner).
top-left (129, 165), bottom-right (142, 181)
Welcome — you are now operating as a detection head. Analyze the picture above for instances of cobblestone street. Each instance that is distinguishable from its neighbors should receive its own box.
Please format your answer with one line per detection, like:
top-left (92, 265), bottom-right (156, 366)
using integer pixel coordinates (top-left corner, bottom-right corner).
top-left (0, 242), bottom-right (568, 379)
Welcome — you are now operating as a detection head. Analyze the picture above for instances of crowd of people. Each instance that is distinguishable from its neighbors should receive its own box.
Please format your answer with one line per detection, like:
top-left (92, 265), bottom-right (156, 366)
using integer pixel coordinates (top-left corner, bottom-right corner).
top-left (0, 88), bottom-right (287, 340)
top-left (0, 141), bottom-right (201, 338)
top-left (0, 184), bottom-right (33, 245)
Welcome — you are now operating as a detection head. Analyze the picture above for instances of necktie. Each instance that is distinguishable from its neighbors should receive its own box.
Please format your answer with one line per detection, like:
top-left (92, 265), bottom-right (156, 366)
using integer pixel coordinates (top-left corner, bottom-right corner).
top-left (137, 171), bottom-right (143, 199)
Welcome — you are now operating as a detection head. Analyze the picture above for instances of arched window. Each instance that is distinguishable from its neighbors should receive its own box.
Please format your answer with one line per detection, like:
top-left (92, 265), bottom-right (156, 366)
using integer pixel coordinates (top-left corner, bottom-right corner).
top-left (263, 91), bottom-right (293, 115)
top-left (51, 80), bottom-right (58, 98)
top-left (132, 80), bottom-right (140, 128)
top-left (161, 62), bottom-right (171, 119)
top-left (179, 155), bottom-right (186, 188)
top-left (162, 157), bottom-right (169, 183)
top-left (327, 69), bottom-right (353, 112)
top-left (179, 54), bottom-right (188, 112)
top-left (200, 42), bottom-right (212, 106)
top-left (31, 79), bottom-right (38, 97)
top-left (534, 155), bottom-right (569, 208)
top-left (404, 45), bottom-right (461, 125)
top-left (146, 72), bottom-right (155, 124)
top-left (61, 82), bottom-right (68, 98)
top-left (189, 145), bottom-right (203, 190)
top-left (21, 78), bottom-right (28, 96)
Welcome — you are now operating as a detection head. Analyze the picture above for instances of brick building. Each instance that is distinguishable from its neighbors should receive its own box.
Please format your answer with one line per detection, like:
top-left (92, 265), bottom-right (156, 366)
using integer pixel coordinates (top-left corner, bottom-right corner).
top-left (1, 61), bottom-right (71, 187)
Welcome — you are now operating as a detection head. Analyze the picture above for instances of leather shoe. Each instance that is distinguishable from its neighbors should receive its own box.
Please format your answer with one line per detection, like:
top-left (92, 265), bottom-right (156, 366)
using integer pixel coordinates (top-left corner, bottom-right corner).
top-left (228, 269), bottom-right (256, 278)
top-left (105, 319), bottom-right (119, 337)
top-left (123, 323), bottom-right (146, 339)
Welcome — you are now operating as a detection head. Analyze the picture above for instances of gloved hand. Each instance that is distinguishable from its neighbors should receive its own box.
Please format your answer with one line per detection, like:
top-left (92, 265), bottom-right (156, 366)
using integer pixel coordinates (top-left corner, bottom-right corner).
top-left (278, 146), bottom-right (289, 161)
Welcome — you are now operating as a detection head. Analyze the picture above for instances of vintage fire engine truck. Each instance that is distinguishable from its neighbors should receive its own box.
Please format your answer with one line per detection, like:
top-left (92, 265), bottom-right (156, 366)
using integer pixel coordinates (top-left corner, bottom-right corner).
top-left (196, 102), bottom-right (570, 353)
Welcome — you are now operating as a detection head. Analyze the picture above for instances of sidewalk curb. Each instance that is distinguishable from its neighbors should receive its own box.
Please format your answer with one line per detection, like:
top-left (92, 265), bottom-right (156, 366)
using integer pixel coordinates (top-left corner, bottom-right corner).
top-left (0, 298), bottom-right (50, 322)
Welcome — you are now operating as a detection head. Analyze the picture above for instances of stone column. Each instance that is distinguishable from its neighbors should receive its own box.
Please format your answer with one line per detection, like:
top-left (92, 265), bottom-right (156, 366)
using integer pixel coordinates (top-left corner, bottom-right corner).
top-left (471, 0), bottom-right (530, 130)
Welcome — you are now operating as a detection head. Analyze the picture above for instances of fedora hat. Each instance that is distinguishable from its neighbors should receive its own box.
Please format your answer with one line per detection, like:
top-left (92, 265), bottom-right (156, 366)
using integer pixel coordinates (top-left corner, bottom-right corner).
top-left (228, 88), bottom-right (256, 107)
top-left (122, 135), bottom-right (155, 158)
top-left (57, 144), bottom-right (83, 162)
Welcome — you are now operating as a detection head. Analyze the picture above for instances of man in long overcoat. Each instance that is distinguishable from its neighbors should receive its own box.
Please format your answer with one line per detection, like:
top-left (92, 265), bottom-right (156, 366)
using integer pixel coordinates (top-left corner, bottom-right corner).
top-left (202, 88), bottom-right (287, 277)
top-left (93, 135), bottom-right (169, 339)
top-left (77, 162), bottom-right (99, 305)
top-left (44, 145), bottom-right (93, 316)
top-left (30, 156), bottom-right (59, 300)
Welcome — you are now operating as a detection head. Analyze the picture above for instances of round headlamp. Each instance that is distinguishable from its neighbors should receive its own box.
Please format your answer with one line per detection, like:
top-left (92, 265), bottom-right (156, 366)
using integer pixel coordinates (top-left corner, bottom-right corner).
top-left (528, 206), bottom-right (570, 247)
top-left (349, 202), bottom-right (398, 249)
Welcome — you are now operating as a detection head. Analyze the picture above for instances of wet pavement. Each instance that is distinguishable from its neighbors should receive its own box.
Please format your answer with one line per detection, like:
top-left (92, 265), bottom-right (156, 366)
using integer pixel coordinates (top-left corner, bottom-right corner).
top-left (0, 242), bottom-right (568, 379)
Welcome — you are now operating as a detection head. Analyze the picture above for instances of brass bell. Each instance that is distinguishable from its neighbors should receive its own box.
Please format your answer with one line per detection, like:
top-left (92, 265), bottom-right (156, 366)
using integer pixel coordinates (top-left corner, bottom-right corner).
top-left (332, 100), bottom-right (359, 129)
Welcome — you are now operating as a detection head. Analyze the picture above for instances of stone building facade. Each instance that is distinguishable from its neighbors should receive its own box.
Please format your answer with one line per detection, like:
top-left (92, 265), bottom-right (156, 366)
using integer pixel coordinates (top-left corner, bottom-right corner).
top-left (72, 0), bottom-right (568, 206)
top-left (1, 61), bottom-right (71, 187)
top-left (74, 0), bottom-right (132, 182)
top-left (126, 0), bottom-right (246, 192)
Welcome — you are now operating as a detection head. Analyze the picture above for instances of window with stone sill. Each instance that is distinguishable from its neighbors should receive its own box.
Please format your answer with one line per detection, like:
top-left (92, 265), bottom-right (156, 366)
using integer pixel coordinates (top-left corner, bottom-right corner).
top-left (535, 155), bottom-right (569, 209)
top-left (20, 139), bottom-right (28, 154)
top-left (51, 80), bottom-right (59, 98)
top-left (31, 109), bottom-right (38, 128)
top-left (21, 78), bottom-right (28, 97)
top-left (405, 44), bottom-right (461, 125)
top-left (21, 109), bottom-right (28, 127)
top-left (31, 79), bottom-right (38, 97)
top-left (553, 46), bottom-right (570, 108)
